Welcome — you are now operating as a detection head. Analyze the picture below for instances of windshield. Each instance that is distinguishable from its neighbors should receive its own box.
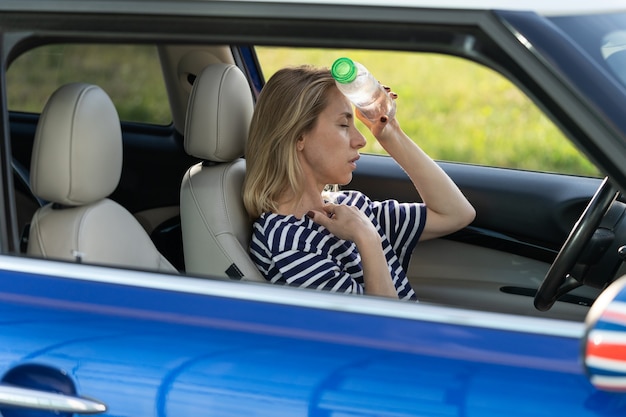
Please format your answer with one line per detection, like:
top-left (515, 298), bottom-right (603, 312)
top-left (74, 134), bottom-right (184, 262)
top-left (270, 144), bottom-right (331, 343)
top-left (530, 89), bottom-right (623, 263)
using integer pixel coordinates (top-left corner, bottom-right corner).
top-left (549, 12), bottom-right (626, 92)
top-left (501, 10), bottom-right (626, 139)
top-left (497, 9), bottom-right (626, 186)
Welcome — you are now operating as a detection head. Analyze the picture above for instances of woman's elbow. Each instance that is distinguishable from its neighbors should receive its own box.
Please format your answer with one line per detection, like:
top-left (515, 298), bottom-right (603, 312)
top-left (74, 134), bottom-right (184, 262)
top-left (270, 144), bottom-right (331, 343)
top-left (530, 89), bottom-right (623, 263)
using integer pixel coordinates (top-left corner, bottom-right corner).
top-left (423, 203), bottom-right (476, 241)
top-left (447, 203), bottom-right (476, 233)
top-left (460, 203), bottom-right (476, 228)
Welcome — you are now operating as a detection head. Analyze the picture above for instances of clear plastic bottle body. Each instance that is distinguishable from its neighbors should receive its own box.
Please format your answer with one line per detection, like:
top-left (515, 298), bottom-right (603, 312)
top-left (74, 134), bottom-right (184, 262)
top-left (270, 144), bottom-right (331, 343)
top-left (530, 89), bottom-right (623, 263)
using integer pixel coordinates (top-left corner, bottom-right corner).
top-left (332, 59), bottom-right (396, 122)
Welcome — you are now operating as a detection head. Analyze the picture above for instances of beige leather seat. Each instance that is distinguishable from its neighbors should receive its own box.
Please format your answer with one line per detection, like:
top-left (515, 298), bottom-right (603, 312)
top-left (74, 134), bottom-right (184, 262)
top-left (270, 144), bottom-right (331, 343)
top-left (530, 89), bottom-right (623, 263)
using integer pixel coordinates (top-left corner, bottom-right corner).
top-left (180, 63), bottom-right (264, 281)
top-left (27, 82), bottom-right (177, 272)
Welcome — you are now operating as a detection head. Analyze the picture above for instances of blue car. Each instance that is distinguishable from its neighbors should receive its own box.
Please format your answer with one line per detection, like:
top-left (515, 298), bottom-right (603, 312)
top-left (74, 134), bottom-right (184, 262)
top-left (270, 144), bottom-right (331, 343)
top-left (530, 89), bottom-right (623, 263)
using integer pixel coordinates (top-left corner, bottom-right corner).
top-left (1, 0), bottom-right (626, 415)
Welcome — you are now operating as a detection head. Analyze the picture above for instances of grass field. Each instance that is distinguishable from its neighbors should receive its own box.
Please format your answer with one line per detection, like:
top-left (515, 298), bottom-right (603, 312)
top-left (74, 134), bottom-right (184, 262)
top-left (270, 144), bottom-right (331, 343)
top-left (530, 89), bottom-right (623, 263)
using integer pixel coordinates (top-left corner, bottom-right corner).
top-left (7, 45), bottom-right (171, 125)
top-left (256, 47), bottom-right (600, 177)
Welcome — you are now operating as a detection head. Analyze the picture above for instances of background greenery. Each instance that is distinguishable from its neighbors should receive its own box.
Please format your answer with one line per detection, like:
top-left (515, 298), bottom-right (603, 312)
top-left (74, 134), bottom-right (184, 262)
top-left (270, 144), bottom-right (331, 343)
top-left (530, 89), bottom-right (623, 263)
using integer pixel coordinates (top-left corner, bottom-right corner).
top-left (7, 44), bottom-right (171, 124)
top-left (256, 47), bottom-right (600, 177)
top-left (7, 44), bottom-right (600, 177)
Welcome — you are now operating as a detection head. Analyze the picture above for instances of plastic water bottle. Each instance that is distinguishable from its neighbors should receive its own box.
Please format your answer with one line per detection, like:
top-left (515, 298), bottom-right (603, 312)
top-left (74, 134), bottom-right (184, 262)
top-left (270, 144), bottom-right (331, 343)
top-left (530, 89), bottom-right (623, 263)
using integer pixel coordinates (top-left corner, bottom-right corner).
top-left (331, 57), bottom-right (396, 122)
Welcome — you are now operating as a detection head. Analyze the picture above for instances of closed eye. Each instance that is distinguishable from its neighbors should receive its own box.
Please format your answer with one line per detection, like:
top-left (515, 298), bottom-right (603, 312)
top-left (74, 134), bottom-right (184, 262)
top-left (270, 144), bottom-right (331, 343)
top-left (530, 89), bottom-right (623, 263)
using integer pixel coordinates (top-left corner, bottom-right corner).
top-left (338, 112), bottom-right (353, 128)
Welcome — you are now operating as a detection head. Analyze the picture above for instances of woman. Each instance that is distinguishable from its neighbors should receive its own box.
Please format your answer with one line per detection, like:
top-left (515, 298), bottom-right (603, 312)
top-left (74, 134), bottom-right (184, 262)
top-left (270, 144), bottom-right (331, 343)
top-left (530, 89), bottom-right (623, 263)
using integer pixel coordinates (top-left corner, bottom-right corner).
top-left (243, 65), bottom-right (475, 300)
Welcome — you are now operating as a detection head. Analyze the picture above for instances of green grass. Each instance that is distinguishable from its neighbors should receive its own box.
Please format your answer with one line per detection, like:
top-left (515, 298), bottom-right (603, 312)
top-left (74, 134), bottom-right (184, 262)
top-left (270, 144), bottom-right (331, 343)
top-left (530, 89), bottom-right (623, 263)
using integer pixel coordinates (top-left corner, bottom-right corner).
top-left (256, 47), bottom-right (600, 177)
top-left (7, 44), bottom-right (171, 125)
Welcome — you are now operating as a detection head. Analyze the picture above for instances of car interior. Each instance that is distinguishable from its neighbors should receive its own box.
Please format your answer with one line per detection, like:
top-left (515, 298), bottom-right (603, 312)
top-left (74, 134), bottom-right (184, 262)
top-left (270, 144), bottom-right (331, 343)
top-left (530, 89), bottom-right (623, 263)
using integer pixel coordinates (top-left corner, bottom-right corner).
top-left (6, 39), bottom-right (624, 323)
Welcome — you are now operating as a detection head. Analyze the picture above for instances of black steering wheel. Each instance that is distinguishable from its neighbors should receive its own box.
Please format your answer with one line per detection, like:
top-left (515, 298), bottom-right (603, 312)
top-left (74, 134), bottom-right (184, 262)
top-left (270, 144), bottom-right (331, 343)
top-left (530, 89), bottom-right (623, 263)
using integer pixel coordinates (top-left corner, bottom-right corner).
top-left (534, 177), bottom-right (619, 311)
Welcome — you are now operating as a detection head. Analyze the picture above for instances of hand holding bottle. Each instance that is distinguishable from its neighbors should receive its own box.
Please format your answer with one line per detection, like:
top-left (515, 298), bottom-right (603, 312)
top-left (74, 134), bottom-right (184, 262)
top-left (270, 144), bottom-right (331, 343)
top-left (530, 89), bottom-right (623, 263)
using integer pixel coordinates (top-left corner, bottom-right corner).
top-left (331, 57), bottom-right (397, 123)
top-left (354, 85), bottom-right (399, 138)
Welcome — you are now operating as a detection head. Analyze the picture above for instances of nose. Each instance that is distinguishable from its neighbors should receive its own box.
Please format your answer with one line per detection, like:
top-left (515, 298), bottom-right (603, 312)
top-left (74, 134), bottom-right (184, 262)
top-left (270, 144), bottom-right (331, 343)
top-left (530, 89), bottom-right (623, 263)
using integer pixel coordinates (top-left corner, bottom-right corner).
top-left (351, 128), bottom-right (366, 149)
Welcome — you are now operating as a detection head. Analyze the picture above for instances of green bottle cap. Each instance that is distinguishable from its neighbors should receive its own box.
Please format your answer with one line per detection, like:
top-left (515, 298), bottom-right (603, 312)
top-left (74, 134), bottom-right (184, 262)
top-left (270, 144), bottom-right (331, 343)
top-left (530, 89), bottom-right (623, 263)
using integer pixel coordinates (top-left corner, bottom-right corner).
top-left (331, 57), bottom-right (357, 84)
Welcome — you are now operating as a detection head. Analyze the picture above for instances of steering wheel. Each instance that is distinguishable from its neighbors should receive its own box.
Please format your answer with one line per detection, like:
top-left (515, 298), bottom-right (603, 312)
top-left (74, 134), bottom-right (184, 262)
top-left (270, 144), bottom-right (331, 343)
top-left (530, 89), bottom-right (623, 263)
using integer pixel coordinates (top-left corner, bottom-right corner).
top-left (534, 177), bottom-right (619, 311)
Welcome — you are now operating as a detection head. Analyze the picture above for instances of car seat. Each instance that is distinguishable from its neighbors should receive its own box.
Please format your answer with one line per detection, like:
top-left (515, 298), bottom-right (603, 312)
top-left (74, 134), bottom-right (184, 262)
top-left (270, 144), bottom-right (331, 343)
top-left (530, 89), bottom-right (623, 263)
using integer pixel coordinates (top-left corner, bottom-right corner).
top-left (180, 63), bottom-right (264, 281)
top-left (27, 82), bottom-right (178, 272)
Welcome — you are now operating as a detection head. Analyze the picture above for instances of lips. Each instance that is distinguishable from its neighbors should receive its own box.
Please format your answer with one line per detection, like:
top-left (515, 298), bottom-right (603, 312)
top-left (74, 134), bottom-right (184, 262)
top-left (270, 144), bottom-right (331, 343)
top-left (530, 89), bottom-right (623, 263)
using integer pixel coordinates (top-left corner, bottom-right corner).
top-left (349, 155), bottom-right (360, 170)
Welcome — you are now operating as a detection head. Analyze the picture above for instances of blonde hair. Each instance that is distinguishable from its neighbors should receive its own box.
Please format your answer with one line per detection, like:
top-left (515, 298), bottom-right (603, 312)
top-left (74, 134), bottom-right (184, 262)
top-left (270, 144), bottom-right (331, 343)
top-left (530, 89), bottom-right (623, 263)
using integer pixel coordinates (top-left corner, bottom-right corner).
top-left (243, 65), bottom-right (337, 219)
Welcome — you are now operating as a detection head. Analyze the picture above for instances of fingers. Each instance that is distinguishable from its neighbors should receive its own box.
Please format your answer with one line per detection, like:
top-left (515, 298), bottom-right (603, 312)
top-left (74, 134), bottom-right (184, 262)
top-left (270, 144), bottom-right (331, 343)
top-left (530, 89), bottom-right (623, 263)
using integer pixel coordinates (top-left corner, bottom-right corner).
top-left (381, 85), bottom-right (398, 99)
top-left (355, 107), bottom-right (390, 129)
top-left (306, 209), bottom-right (322, 222)
top-left (307, 204), bottom-right (341, 227)
top-left (308, 204), bottom-right (377, 243)
top-left (306, 209), bottom-right (327, 219)
top-left (322, 203), bottom-right (336, 218)
top-left (355, 85), bottom-right (397, 129)
top-left (307, 203), bottom-right (336, 219)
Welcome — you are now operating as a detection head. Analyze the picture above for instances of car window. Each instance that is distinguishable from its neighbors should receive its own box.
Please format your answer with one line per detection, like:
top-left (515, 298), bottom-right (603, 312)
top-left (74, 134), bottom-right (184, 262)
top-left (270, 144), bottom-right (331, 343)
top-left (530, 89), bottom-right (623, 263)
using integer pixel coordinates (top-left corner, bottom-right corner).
top-left (255, 47), bottom-right (600, 177)
top-left (7, 44), bottom-right (170, 125)
top-left (602, 30), bottom-right (626, 86)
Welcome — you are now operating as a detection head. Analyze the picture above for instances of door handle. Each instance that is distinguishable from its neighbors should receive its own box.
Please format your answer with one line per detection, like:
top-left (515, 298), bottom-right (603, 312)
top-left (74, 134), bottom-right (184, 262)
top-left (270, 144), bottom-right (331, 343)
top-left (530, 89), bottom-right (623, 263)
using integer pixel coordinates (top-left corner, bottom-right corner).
top-left (0, 384), bottom-right (107, 414)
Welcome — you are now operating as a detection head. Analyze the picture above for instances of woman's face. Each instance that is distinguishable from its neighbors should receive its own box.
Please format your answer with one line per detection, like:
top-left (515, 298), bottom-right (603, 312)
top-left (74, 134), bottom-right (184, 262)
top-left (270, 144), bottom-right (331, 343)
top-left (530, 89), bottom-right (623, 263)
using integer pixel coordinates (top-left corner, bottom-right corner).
top-left (297, 87), bottom-right (367, 189)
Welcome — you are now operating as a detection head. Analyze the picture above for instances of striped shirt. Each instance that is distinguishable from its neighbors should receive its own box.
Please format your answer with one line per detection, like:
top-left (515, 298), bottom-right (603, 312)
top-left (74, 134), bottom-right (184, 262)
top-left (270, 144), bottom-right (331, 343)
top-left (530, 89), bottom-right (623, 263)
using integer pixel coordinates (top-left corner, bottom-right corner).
top-left (249, 191), bottom-right (426, 300)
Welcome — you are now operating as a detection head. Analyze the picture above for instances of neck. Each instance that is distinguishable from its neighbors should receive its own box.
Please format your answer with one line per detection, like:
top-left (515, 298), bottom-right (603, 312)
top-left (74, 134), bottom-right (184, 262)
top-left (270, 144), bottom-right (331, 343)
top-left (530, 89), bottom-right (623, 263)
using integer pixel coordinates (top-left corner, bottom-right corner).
top-left (276, 189), bottom-right (325, 218)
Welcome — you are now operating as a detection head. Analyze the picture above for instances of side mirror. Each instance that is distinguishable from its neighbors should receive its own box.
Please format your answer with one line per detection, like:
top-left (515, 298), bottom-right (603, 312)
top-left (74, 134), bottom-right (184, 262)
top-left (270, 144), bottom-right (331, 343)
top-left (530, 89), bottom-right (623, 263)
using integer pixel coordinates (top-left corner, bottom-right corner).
top-left (584, 275), bottom-right (626, 392)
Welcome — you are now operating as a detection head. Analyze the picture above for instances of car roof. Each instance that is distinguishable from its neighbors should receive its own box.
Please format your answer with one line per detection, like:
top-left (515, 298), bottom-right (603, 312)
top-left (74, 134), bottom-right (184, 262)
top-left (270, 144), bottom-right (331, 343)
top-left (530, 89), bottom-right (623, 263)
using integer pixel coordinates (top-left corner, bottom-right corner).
top-left (246, 0), bottom-right (626, 15)
top-left (1, 0), bottom-right (625, 16)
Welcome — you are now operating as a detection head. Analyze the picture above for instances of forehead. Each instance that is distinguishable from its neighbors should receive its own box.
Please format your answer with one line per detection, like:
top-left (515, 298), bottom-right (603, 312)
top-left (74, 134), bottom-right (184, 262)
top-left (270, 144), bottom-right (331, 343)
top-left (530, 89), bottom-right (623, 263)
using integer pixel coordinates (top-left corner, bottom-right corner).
top-left (323, 87), bottom-right (353, 117)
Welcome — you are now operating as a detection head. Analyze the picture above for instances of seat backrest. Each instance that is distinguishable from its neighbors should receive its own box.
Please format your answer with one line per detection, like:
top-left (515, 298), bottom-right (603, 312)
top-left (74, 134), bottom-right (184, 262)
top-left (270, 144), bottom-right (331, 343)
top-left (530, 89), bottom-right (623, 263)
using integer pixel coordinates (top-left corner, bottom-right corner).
top-left (28, 82), bottom-right (177, 273)
top-left (180, 63), bottom-right (264, 281)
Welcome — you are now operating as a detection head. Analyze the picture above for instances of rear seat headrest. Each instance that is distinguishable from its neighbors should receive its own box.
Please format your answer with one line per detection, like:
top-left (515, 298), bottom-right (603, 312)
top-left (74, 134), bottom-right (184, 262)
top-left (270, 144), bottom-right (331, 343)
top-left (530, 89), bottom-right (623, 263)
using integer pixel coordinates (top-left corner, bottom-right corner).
top-left (30, 83), bottom-right (122, 206)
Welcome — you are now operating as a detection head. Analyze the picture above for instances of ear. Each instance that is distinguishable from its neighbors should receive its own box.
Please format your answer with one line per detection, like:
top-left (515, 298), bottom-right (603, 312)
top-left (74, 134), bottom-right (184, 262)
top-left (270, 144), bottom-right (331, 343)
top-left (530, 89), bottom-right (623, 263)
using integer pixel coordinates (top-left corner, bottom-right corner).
top-left (296, 136), bottom-right (305, 151)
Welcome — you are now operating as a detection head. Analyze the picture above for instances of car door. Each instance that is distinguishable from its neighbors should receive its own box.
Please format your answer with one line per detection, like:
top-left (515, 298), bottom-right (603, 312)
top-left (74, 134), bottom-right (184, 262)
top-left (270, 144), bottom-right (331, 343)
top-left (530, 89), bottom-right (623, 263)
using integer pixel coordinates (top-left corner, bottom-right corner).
top-left (0, 256), bottom-right (617, 417)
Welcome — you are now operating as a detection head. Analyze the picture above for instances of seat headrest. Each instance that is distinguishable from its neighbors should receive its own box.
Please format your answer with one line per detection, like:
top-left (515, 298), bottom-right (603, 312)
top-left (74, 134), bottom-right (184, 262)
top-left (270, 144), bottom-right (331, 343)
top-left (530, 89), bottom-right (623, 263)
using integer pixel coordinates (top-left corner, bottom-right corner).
top-left (184, 64), bottom-right (254, 162)
top-left (30, 83), bottom-right (123, 206)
